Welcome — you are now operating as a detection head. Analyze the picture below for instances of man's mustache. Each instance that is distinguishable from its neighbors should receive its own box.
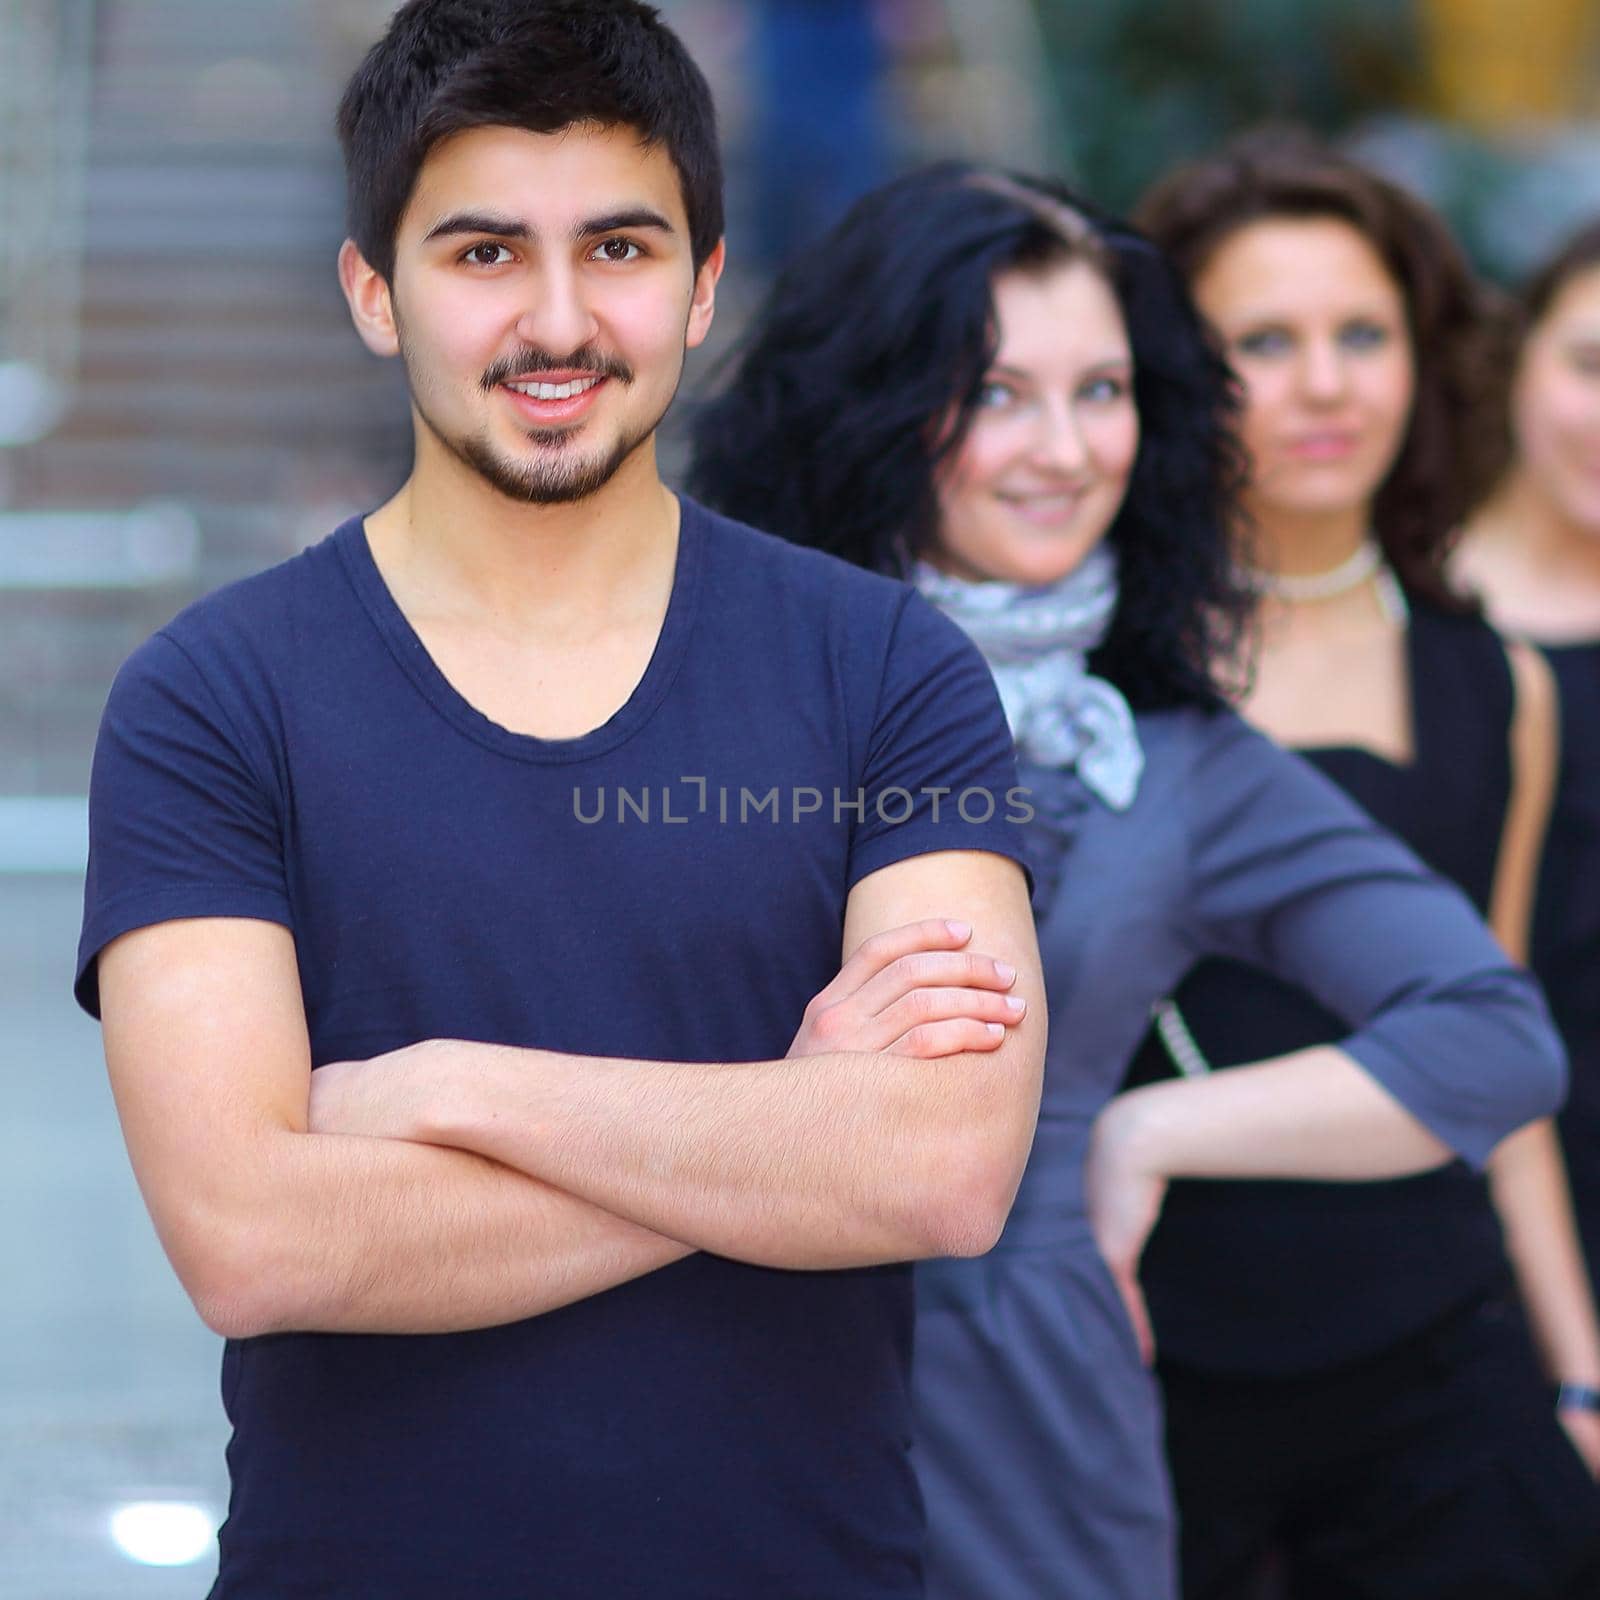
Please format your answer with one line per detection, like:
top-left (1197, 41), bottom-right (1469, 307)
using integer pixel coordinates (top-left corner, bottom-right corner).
top-left (481, 349), bottom-right (634, 390)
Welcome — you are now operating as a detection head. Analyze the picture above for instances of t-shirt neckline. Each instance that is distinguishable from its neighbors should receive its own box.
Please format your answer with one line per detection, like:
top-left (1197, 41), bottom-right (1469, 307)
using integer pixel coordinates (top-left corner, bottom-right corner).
top-left (333, 495), bottom-right (705, 766)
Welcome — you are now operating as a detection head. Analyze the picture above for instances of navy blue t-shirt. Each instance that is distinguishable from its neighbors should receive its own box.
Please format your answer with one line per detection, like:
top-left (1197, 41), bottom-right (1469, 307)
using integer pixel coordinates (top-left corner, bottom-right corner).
top-left (76, 498), bottom-right (1028, 1600)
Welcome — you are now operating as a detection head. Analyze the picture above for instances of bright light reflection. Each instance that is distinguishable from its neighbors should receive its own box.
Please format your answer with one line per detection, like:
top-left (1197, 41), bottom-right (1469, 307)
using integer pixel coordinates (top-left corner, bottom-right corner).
top-left (109, 1501), bottom-right (217, 1566)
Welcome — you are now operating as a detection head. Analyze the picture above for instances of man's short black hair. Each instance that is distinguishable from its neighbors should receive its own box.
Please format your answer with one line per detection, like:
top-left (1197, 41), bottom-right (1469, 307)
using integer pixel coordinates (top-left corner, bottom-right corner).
top-left (337, 0), bottom-right (724, 282)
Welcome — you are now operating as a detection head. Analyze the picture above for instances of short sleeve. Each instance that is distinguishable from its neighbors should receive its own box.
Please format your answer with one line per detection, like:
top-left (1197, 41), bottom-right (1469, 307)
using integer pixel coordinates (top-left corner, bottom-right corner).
top-left (75, 630), bottom-right (292, 1017)
top-left (846, 592), bottom-right (1031, 891)
top-left (1183, 713), bottom-right (1566, 1167)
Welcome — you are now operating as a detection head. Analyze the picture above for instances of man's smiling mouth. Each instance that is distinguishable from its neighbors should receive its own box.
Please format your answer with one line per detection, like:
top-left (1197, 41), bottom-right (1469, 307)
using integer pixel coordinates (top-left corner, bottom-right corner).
top-left (504, 376), bottom-right (606, 400)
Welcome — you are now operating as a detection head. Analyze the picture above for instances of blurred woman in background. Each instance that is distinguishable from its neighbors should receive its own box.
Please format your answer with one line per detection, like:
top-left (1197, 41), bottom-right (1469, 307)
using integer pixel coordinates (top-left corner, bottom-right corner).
top-left (1458, 225), bottom-right (1600, 1307)
top-left (689, 162), bottom-right (1568, 1600)
top-left (1132, 131), bottom-right (1600, 1600)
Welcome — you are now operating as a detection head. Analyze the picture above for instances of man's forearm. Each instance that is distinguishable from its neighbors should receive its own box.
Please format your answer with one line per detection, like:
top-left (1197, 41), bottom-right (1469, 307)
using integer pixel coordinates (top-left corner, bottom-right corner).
top-left (379, 1036), bottom-right (1040, 1269)
top-left (196, 1130), bottom-right (690, 1337)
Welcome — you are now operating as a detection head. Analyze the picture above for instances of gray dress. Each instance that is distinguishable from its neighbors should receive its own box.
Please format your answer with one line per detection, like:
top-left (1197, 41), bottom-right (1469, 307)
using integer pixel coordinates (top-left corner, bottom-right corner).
top-left (912, 706), bottom-right (1567, 1600)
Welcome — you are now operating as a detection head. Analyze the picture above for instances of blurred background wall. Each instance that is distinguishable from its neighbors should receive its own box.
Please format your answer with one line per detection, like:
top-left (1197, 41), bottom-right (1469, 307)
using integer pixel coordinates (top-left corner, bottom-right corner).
top-left (2, 1), bottom-right (1598, 1592)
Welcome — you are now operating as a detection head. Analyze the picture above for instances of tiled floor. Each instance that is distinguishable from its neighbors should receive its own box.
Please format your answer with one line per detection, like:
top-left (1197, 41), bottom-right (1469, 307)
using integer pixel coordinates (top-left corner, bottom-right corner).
top-left (1, 876), bottom-right (229, 1597)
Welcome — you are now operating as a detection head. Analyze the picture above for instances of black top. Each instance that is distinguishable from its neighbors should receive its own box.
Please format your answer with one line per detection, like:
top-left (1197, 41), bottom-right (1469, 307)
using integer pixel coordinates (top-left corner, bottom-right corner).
top-left (1127, 601), bottom-right (1516, 1375)
top-left (1538, 642), bottom-right (1600, 1249)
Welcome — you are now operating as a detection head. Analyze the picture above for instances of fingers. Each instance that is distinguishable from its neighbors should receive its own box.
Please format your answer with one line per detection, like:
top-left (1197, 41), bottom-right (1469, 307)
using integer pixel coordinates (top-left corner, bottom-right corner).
top-left (796, 920), bottom-right (1021, 1060)
top-left (810, 919), bottom-right (975, 1012)
top-left (886, 1017), bottom-right (1015, 1059)
top-left (879, 985), bottom-right (1027, 1057)
top-left (853, 948), bottom-right (1018, 1021)
top-left (1114, 1270), bottom-right (1157, 1368)
top-left (812, 915), bottom-right (972, 998)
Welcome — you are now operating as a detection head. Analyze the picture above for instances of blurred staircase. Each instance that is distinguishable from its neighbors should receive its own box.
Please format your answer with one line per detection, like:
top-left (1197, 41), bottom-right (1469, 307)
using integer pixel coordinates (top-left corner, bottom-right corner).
top-left (2, 0), bottom-right (410, 797)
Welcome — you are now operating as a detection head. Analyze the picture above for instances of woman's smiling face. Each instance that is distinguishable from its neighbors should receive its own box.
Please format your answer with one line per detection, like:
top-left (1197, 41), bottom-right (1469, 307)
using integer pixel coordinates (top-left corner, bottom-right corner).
top-left (930, 259), bottom-right (1140, 586)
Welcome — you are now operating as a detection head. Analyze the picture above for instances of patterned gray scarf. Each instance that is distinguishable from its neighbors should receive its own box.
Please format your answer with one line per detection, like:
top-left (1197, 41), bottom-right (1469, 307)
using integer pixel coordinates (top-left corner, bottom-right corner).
top-left (912, 543), bottom-right (1144, 810)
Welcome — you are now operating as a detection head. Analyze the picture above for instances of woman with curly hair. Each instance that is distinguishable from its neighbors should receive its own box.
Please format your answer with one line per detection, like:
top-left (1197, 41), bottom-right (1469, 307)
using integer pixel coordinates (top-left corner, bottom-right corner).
top-left (1129, 131), bottom-right (1600, 1599)
top-left (1459, 220), bottom-right (1600, 1366)
top-left (689, 162), bottom-right (1567, 1600)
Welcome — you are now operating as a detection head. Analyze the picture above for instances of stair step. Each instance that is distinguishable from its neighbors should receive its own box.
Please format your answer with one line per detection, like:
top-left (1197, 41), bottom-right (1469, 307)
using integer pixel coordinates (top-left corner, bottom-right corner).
top-left (78, 258), bottom-right (345, 317)
top-left (97, 2), bottom-right (331, 66)
top-left (83, 159), bottom-right (345, 224)
top-left (72, 325), bottom-right (384, 376)
top-left (54, 370), bottom-right (406, 436)
top-left (12, 435), bottom-right (409, 506)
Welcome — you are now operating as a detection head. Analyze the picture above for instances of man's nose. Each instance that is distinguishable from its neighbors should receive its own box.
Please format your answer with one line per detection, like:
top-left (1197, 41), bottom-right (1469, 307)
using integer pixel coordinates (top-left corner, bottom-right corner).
top-left (513, 259), bottom-right (601, 359)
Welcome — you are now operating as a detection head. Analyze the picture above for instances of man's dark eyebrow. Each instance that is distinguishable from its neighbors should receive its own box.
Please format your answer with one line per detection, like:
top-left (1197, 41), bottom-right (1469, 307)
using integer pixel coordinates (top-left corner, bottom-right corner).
top-left (422, 211), bottom-right (532, 244)
top-left (576, 207), bottom-right (676, 239)
top-left (420, 208), bottom-right (676, 246)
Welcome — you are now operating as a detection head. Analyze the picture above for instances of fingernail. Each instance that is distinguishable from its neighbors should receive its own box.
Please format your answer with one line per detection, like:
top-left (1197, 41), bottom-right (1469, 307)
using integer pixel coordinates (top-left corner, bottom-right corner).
top-left (1005, 995), bottom-right (1026, 1013)
top-left (987, 1023), bottom-right (1005, 1038)
top-left (945, 920), bottom-right (971, 940)
top-left (994, 961), bottom-right (1016, 984)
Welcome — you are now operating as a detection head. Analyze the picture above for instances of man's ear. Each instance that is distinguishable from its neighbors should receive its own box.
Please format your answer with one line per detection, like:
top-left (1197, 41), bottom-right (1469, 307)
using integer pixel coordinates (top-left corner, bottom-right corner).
top-left (685, 237), bottom-right (726, 352)
top-left (338, 239), bottom-right (400, 358)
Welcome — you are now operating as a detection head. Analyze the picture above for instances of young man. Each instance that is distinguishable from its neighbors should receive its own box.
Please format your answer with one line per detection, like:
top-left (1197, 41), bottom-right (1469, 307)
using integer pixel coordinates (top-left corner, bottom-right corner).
top-left (75, 3), bottom-right (1045, 1596)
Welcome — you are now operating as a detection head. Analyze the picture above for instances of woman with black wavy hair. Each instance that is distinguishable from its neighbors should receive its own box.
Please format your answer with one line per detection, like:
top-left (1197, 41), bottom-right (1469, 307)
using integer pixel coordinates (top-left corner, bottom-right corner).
top-left (689, 164), bottom-right (1566, 1598)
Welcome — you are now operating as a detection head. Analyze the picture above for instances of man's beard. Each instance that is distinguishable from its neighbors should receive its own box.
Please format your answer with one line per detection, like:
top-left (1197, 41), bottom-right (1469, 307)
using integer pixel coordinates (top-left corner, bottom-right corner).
top-left (454, 416), bottom-right (652, 505)
top-left (402, 334), bottom-right (676, 505)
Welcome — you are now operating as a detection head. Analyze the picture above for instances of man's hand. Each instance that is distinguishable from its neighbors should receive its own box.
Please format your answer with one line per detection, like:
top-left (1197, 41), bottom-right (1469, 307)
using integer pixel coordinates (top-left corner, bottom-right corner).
top-left (1083, 1091), bottom-right (1168, 1368)
top-left (310, 858), bottom-right (1043, 1271)
top-left (314, 918), bottom-right (1028, 1145)
top-left (788, 918), bottom-right (1026, 1060)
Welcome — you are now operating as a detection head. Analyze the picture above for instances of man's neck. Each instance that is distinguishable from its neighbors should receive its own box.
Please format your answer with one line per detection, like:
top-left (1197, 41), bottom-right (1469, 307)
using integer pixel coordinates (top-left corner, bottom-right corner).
top-left (365, 431), bottom-right (680, 634)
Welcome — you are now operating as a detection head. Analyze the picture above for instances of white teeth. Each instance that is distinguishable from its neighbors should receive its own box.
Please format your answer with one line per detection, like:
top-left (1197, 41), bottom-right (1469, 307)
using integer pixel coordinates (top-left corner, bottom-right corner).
top-left (507, 377), bottom-right (602, 400)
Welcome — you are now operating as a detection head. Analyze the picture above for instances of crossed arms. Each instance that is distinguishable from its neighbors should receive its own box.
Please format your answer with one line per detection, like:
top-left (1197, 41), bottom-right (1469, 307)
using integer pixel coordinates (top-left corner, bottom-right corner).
top-left (98, 848), bottom-right (1044, 1339)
